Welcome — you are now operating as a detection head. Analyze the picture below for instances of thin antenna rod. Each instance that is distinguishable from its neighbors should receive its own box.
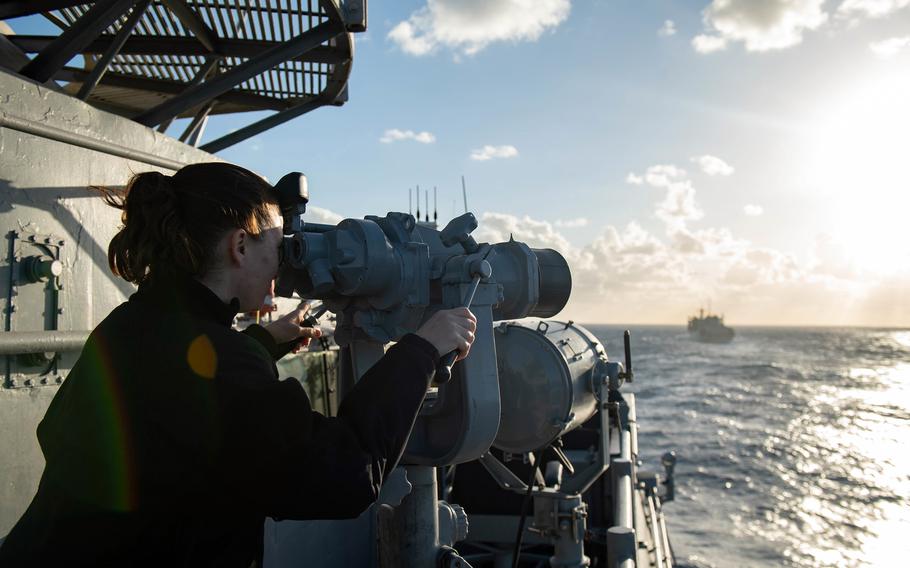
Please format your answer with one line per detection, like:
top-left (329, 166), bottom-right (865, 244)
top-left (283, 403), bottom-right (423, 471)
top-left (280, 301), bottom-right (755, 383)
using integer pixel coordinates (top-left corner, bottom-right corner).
top-left (424, 188), bottom-right (429, 222)
top-left (409, 187), bottom-right (412, 215)
top-left (433, 186), bottom-right (438, 224)
top-left (416, 184), bottom-right (421, 220)
top-left (461, 175), bottom-right (468, 213)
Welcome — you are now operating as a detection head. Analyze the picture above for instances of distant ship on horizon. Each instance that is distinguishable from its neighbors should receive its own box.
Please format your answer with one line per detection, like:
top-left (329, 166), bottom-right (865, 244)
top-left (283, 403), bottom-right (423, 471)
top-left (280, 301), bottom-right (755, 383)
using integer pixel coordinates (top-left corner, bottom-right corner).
top-left (688, 308), bottom-right (735, 343)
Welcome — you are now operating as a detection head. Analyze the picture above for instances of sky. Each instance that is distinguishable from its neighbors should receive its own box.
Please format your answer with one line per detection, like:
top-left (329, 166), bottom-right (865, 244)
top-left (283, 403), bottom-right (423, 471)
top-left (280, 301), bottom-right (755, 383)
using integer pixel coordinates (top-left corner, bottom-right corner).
top-left (9, 1), bottom-right (910, 326)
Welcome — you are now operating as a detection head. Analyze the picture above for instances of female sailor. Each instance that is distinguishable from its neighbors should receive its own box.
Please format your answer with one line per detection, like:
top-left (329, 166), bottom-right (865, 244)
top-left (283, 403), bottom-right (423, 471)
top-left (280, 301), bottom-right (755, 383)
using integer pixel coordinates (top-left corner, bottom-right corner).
top-left (0, 162), bottom-right (476, 567)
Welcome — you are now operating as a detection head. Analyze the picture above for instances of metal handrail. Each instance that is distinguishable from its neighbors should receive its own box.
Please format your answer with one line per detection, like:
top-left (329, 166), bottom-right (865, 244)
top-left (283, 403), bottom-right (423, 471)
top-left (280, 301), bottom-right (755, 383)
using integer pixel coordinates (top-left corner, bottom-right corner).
top-left (0, 331), bottom-right (91, 355)
top-left (0, 112), bottom-right (186, 170)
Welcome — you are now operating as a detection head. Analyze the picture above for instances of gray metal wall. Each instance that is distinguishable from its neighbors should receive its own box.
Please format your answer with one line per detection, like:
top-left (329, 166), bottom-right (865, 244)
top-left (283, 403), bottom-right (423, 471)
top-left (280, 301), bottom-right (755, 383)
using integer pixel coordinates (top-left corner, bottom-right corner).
top-left (0, 69), bottom-right (216, 535)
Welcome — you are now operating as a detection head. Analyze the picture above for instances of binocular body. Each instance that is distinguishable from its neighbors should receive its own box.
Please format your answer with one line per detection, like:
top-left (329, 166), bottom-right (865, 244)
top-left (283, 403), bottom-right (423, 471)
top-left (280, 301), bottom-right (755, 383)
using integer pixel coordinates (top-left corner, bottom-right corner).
top-left (272, 185), bottom-right (572, 464)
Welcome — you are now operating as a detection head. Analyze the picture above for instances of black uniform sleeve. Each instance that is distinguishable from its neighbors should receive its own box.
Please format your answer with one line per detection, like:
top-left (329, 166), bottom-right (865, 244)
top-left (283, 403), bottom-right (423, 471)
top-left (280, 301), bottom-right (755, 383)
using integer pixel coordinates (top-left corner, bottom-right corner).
top-left (217, 333), bottom-right (437, 521)
top-left (242, 324), bottom-right (287, 361)
top-left (336, 334), bottom-right (438, 472)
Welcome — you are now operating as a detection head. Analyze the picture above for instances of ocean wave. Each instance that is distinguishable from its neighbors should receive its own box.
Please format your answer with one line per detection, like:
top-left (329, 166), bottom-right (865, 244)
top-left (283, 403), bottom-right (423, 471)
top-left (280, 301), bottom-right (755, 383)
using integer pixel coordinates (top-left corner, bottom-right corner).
top-left (592, 325), bottom-right (910, 567)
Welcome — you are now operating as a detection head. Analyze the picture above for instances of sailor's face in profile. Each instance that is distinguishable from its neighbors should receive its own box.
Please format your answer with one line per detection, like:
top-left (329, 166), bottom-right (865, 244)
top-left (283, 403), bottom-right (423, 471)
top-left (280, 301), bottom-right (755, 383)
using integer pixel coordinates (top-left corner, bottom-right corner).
top-left (236, 208), bottom-right (284, 312)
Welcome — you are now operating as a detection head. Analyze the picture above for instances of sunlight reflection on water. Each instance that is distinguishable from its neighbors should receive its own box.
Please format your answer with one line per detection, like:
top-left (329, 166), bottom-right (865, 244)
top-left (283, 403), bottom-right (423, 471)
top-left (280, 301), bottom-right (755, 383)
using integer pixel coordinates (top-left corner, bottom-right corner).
top-left (892, 331), bottom-right (910, 348)
top-left (789, 361), bottom-right (910, 566)
top-left (860, 501), bottom-right (910, 567)
top-left (855, 360), bottom-right (910, 565)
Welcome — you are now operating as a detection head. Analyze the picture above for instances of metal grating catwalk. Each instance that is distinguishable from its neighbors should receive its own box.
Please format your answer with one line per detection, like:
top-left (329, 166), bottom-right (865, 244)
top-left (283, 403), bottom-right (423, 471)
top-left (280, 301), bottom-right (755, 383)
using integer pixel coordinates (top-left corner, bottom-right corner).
top-left (0, 0), bottom-right (364, 150)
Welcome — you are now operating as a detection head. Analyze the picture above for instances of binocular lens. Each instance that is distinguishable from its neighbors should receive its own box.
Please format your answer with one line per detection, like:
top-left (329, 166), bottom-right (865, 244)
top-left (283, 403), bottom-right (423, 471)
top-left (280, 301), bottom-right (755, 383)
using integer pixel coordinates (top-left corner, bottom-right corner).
top-left (529, 248), bottom-right (572, 318)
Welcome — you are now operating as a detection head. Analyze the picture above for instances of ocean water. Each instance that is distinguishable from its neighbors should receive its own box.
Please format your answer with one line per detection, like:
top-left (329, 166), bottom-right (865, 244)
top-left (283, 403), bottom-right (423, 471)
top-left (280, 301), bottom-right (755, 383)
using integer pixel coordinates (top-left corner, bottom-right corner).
top-left (584, 325), bottom-right (910, 568)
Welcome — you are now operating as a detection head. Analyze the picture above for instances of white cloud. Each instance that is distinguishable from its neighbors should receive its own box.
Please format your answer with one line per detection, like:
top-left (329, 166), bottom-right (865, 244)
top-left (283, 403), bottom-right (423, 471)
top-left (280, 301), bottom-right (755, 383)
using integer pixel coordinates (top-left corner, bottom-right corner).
top-left (692, 33), bottom-right (728, 53)
top-left (388, 21), bottom-right (435, 55)
top-left (692, 154), bottom-right (735, 176)
top-left (693, 0), bottom-right (828, 53)
top-left (554, 217), bottom-right (589, 228)
top-left (470, 144), bottom-right (519, 161)
top-left (470, 204), bottom-right (910, 325)
top-left (658, 20), bottom-right (677, 37)
top-left (626, 164), bottom-right (703, 231)
top-left (690, 1), bottom-right (910, 56)
top-left (305, 206), bottom-right (345, 225)
top-left (744, 204), bottom-right (764, 216)
top-left (474, 212), bottom-right (573, 252)
top-left (380, 128), bottom-right (436, 144)
top-left (388, 0), bottom-right (571, 57)
top-left (636, 164), bottom-right (687, 188)
top-left (869, 35), bottom-right (910, 57)
top-left (625, 172), bottom-right (644, 185)
top-left (722, 247), bottom-right (802, 287)
top-left (656, 179), bottom-right (703, 228)
top-left (838, 0), bottom-right (910, 19)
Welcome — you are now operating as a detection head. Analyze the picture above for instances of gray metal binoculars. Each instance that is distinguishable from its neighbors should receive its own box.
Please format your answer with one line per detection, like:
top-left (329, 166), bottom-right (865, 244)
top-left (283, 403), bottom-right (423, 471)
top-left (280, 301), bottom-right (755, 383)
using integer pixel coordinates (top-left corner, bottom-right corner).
top-left (271, 172), bottom-right (572, 465)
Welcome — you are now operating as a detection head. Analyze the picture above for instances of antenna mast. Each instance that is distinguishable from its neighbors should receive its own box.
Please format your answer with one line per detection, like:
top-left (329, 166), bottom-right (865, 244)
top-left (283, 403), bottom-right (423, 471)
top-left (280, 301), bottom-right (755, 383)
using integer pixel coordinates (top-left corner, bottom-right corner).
top-left (433, 186), bottom-right (438, 224)
top-left (461, 175), bottom-right (468, 213)
top-left (416, 184), bottom-right (420, 220)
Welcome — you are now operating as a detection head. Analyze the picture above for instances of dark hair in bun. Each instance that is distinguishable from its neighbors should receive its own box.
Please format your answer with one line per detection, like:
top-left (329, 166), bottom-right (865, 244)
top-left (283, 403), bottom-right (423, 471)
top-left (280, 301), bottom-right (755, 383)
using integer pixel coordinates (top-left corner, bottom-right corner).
top-left (101, 162), bottom-right (278, 284)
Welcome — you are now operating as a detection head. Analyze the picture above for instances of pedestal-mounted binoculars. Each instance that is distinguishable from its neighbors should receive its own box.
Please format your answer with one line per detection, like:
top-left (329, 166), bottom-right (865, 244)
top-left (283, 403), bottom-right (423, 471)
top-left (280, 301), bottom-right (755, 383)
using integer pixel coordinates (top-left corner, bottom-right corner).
top-left (271, 172), bottom-right (573, 465)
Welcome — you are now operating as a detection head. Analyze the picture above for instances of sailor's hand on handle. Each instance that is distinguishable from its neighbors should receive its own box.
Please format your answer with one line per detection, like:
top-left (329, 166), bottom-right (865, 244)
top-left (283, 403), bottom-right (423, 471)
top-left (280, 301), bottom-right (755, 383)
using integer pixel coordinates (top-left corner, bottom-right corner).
top-left (415, 307), bottom-right (477, 362)
top-left (265, 303), bottom-right (322, 352)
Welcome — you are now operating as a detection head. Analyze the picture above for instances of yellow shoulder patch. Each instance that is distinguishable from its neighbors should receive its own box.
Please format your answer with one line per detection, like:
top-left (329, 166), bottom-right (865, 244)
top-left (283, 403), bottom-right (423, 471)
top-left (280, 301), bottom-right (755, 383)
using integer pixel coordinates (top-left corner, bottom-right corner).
top-left (187, 334), bottom-right (217, 379)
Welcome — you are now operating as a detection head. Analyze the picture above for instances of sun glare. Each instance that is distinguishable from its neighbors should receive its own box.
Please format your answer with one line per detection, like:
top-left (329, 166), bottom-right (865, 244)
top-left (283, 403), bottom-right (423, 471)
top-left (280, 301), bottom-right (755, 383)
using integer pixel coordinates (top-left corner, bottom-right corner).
top-left (802, 73), bottom-right (910, 275)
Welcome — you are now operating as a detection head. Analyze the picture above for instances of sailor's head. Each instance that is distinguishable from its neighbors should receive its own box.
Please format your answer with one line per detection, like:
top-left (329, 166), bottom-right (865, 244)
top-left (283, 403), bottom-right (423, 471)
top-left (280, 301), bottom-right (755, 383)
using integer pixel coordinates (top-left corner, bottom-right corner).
top-left (103, 162), bottom-right (283, 311)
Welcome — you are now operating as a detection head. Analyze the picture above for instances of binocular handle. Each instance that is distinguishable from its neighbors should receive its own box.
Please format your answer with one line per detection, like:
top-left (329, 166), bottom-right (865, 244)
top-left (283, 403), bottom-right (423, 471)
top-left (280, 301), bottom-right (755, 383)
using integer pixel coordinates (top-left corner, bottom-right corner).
top-left (434, 350), bottom-right (459, 384)
top-left (433, 259), bottom-right (492, 384)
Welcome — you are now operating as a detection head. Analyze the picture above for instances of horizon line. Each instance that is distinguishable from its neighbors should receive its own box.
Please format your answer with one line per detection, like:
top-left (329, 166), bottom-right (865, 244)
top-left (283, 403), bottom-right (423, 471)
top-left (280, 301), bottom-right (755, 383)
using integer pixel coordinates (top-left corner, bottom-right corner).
top-left (572, 322), bottom-right (910, 330)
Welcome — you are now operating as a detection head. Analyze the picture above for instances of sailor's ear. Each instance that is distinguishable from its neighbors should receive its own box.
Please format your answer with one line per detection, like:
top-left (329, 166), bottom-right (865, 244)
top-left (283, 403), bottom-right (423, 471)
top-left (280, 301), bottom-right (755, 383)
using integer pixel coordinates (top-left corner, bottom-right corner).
top-left (226, 228), bottom-right (247, 265)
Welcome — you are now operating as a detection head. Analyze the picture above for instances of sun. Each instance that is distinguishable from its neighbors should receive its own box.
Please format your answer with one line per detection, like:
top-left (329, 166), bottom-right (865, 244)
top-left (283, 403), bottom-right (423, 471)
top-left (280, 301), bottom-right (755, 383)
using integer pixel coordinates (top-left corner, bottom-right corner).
top-left (801, 72), bottom-right (910, 275)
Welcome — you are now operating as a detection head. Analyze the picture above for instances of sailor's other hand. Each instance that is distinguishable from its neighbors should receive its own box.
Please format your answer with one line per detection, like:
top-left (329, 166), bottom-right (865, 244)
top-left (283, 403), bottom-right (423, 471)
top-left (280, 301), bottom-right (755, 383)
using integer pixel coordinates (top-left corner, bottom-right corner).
top-left (415, 307), bottom-right (477, 361)
top-left (265, 304), bottom-right (322, 351)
